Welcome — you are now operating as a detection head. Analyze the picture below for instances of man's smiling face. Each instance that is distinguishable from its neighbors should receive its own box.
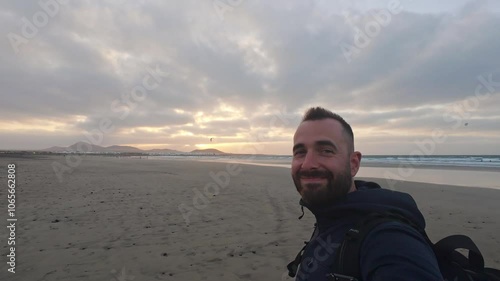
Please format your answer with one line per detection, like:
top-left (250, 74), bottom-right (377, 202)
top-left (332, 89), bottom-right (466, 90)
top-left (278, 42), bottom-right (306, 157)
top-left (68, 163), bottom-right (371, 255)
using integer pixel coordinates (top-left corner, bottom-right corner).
top-left (291, 118), bottom-right (359, 207)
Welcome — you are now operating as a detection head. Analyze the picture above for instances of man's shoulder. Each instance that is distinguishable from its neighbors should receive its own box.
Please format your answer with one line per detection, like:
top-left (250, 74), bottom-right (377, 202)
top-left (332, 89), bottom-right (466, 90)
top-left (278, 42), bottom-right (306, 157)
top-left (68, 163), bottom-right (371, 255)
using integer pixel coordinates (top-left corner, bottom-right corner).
top-left (359, 220), bottom-right (441, 276)
top-left (346, 185), bottom-right (420, 214)
top-left (354, 180), bottom-right (413, 197)
top-left (353, 219), bottom-right (443, 280)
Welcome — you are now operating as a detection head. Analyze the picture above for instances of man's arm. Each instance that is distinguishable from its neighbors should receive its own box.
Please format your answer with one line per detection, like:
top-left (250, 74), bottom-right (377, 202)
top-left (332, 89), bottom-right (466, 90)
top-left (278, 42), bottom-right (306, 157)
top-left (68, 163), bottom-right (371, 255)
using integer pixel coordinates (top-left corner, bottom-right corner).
top-left (360, 221), bottom-right (443, 281)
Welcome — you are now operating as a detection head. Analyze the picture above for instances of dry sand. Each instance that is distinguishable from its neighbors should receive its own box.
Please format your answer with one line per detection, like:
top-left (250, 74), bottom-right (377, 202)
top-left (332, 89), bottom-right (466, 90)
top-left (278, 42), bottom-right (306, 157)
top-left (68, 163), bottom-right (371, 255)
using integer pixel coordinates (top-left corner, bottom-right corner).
top-left (0, 155), bottom-right (499, 281)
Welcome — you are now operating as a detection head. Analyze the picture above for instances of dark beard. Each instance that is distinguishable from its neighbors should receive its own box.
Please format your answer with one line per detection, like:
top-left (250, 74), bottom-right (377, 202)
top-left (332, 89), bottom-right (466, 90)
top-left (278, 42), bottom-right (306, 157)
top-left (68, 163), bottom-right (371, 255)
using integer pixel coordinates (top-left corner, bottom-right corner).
top-left (293, 164), bottom-right (352, 207)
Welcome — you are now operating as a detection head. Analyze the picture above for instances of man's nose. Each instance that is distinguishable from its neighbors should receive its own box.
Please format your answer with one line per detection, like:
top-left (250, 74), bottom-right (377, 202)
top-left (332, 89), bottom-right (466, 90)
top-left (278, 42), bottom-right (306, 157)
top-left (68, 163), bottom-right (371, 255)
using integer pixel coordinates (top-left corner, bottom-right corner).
top-left (301, 151), bottom-right (319, 170)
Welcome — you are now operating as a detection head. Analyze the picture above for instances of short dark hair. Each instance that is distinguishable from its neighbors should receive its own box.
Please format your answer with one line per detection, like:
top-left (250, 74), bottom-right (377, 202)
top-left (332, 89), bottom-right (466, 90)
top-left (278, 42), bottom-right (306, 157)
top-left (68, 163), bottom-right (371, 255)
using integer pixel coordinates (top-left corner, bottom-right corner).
top-left (302, 107), bottom-right (355, 151)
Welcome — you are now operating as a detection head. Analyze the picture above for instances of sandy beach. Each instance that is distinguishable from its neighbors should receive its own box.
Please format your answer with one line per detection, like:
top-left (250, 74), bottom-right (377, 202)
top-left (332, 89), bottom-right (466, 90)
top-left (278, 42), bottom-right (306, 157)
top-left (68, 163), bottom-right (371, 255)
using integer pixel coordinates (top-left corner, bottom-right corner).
top-left (0, 155), bottom-right (499, 281)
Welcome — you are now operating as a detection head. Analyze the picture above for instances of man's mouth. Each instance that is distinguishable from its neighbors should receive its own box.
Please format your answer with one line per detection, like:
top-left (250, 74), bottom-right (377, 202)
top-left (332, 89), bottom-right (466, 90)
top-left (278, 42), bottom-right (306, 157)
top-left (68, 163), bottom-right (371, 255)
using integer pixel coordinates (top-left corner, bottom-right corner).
top-left (296, 170), bottom-right (331, 186)
top-left (300, 176), bottom-right (326, 184)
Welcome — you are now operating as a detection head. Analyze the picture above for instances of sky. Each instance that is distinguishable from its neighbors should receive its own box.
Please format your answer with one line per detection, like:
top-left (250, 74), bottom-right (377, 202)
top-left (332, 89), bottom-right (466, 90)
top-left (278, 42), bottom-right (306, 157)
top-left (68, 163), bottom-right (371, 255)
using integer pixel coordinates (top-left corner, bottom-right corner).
top-left (1, 0), bottom-right (500, 155)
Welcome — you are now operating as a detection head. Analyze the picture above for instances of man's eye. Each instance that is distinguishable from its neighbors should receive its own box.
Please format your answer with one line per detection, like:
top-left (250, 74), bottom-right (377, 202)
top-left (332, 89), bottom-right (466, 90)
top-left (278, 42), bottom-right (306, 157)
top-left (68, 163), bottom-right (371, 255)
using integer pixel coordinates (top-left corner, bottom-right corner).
top-left (293, 150), bottom-right (306, 156)
top-left (322, 149), bottom-right (334, 154)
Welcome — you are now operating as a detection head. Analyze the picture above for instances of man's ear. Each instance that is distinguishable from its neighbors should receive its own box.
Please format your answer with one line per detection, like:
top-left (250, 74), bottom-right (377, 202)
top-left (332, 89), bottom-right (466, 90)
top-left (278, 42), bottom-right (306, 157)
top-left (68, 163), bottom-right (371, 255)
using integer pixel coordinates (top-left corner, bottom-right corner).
top-left (350, 151), bottom-right (362, 177)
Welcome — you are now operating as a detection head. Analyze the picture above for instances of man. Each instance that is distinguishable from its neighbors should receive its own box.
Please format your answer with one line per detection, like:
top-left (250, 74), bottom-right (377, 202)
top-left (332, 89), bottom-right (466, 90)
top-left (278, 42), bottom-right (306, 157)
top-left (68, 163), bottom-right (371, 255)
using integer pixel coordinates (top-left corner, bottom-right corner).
top-left (290, 107), bottom-right (443, 281)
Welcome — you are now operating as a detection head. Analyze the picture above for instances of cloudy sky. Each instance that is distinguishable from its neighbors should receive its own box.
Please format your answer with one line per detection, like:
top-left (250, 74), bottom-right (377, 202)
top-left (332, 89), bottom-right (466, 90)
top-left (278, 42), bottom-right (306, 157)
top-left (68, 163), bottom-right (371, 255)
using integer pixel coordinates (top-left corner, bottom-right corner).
top-left (1, 0), bottom-right (500, 155)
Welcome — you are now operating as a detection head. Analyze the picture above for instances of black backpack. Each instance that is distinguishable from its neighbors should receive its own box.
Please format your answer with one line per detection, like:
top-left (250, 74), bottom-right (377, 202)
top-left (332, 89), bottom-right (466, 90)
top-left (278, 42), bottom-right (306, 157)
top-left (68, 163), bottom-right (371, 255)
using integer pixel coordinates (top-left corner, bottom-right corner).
top-left (288, 211), bottom-right (500, 281)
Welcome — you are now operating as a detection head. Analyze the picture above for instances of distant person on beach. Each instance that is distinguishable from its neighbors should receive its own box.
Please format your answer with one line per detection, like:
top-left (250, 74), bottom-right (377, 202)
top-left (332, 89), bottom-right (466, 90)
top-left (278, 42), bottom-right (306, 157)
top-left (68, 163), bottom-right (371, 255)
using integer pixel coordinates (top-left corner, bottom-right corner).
top-left (288, 107), bottom-right (442, 281)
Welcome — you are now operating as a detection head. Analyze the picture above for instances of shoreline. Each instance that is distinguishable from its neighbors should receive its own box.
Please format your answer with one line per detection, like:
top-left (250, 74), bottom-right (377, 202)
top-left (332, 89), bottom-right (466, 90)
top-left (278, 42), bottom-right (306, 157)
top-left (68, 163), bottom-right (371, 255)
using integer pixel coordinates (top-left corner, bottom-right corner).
top-left (186, 157), bottom-right (500, 190)
top-left (176, 156), bottom-right (500, 172)
top-left (361, 162), bottom-right (500, 172)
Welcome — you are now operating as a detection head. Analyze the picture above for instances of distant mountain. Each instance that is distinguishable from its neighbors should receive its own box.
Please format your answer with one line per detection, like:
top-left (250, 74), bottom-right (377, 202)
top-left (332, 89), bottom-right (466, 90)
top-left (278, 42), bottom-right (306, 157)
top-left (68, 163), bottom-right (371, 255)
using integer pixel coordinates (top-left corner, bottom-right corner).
top-left (190, 148), bottom-right (226, 154)
top-left (105, 145), bottom-right (143, 153)
top-left (42, 142), bottom-right (184, 154)
top-left (41, 146), bottom-right (68, 153)
top-left (68, 141), bottom-right (107, 152)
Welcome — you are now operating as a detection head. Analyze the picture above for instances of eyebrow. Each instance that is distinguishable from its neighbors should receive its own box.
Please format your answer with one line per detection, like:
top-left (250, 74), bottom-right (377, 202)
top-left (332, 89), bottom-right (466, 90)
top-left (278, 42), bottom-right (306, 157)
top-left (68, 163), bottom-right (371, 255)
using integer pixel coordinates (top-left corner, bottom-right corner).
top-left (292, 140), bottom-right (339, 152)
top-left (316, 140), bottom-right (339, 151)
top-left (292, 143), bottom-right (305, 152)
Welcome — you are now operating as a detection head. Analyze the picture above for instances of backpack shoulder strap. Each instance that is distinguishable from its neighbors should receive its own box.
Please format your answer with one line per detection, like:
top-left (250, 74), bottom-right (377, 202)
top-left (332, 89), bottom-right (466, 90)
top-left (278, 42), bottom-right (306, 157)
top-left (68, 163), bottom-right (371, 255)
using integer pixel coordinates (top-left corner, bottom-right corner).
top-left (434, 234), bottom-right (484, 271)
top-left (287, 242), bottom-right (307, 278)
top-left (287, 223), bottom-right (318, 277)
top-left (331, 212), bottom-right (421, 279)
top-left (434, 234), bottom-right (500, 281)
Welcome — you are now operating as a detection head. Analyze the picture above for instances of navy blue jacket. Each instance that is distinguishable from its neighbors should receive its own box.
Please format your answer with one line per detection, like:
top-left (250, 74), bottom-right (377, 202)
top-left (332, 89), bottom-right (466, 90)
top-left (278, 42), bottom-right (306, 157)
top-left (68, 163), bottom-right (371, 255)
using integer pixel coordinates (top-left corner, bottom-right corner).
top-left (295, 180), bottom-right (443, 281)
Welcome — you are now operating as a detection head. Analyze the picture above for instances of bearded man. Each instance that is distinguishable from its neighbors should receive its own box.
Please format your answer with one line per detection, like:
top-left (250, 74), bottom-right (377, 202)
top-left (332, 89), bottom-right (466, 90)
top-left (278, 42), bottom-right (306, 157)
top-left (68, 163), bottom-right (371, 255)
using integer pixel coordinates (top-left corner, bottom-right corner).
top-left (289, 107), bottom-right (443, 281)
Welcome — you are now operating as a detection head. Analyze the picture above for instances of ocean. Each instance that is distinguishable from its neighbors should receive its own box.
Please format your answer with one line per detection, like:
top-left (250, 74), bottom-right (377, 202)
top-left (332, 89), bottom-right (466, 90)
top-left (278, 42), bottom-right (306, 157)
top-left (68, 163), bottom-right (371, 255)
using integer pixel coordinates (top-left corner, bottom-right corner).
top-left (147, 154), bottom-right (500, 189)
top-left (150, 154), bottom-right (500, 169)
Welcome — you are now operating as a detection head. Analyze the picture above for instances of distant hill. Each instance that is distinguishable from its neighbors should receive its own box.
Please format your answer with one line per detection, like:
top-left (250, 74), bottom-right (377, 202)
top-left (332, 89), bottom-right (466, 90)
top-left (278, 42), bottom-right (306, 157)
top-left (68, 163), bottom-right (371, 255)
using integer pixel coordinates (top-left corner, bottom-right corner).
top-left (42, 142), bottom-right (181, 154)
top-left (42, 142), bottom-right (107, 153)
top-left (41, 146), bottom-right (68, 153)
top-left (41, 142), bottom-right (225, 155)
top-left (105, 145), bottom-right (143, 153)
top-left (190, 148), bottom-right (226, 154)
top-left (68, 142), bottom-right (107, 152)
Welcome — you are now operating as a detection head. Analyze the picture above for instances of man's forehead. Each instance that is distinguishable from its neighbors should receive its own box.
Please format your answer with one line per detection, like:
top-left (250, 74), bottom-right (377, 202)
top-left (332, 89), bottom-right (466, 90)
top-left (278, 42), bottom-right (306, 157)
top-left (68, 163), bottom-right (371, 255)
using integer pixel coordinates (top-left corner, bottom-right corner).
top-left (293, 118), bottom-right (353, 153)
top-left (294, 119), bottom-right (344, 137)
